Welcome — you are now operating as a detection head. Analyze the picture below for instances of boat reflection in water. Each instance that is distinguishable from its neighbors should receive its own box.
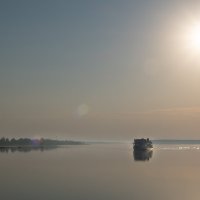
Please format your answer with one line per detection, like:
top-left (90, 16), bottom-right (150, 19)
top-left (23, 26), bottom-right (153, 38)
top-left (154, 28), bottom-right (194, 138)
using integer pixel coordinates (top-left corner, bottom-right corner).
top-left (133, 149), bottom-right (153, 161)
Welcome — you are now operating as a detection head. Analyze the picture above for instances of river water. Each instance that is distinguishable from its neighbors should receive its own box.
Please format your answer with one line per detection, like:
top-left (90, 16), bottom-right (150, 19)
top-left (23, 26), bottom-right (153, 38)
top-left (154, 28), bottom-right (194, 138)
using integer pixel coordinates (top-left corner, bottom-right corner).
top-left (0, 143), bottom-right (200, 200)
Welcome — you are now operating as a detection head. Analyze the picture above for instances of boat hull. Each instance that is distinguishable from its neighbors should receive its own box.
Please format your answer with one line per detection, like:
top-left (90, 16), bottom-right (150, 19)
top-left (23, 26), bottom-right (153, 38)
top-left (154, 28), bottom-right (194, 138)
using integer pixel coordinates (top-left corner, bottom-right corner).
top-left (133, 146), bottom-right (153, 151)
top-left (133, 138), bottom-right (153, 151)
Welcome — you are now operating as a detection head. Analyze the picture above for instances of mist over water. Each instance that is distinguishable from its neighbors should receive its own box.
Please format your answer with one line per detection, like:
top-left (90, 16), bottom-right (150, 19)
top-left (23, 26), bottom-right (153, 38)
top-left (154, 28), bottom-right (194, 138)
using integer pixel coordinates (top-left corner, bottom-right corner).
top-left (0, 143), bottom-right (200, 200)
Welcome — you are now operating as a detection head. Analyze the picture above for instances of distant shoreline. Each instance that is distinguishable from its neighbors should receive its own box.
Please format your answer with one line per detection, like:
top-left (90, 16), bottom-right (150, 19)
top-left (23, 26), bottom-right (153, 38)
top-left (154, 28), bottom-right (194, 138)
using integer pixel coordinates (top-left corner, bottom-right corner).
top-left (1, 138), bottom-right (200, 146)
top-left (0, 137), bottom-right (86, 147)
top-left (152, 140), bottom-right (200, 144)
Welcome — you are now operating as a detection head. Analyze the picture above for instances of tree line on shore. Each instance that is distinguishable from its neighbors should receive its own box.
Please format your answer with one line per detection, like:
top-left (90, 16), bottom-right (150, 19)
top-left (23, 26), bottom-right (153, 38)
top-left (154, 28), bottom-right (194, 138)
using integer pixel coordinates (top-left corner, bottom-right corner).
top-left (0, 137), bottom-right (84, 146)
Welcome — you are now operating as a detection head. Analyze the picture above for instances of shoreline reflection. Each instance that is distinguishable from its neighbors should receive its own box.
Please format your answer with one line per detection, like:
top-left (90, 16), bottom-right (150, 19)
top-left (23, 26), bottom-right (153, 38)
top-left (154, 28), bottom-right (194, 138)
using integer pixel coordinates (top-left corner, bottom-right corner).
top-left (133, 150), bottom-right (153, 161)
top-left (0, 146), bottom-right (58, 153)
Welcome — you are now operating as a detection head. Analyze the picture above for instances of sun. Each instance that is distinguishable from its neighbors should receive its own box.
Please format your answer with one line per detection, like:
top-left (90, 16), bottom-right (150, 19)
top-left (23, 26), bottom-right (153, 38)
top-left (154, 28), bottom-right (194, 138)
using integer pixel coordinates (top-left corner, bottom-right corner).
top-left (187, 24), bottom-right (200, 50)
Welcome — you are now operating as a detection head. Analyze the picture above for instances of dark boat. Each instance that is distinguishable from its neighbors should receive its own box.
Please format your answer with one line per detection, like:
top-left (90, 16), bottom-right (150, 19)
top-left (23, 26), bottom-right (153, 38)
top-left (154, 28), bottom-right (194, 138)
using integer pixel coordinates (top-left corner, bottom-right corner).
top-left (133, 138), bottom-right (153, 151)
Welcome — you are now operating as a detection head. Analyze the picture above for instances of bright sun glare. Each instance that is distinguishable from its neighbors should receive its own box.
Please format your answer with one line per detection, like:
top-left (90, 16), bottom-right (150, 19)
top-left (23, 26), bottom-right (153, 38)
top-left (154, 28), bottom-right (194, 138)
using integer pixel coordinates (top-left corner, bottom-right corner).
top-left (187, 24), bottom-right (200, 50)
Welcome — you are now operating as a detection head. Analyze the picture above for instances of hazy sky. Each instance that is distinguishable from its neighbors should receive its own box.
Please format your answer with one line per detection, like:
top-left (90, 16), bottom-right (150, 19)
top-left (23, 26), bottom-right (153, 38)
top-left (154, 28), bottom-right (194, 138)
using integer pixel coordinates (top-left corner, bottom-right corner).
top-left (1, 0), bottom-right (200, 140)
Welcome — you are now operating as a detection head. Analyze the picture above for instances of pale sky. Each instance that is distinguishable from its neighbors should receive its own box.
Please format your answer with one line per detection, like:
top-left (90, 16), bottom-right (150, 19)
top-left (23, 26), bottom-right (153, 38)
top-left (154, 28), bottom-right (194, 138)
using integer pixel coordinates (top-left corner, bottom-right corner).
top-left (1, 0), bottom-right (200, 140)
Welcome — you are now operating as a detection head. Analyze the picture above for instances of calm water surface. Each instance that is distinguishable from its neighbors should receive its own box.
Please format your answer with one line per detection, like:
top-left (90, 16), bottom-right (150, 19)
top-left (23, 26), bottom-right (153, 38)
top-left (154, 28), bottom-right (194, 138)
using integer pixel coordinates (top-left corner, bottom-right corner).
top-left (1, 143), bottom-right (200, 200)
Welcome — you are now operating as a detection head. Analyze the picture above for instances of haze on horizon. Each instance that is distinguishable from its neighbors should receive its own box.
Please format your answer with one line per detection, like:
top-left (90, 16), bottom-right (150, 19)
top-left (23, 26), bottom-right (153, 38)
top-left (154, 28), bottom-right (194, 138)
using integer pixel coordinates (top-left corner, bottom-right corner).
top-left (1, 0), bottom-right (200, 140)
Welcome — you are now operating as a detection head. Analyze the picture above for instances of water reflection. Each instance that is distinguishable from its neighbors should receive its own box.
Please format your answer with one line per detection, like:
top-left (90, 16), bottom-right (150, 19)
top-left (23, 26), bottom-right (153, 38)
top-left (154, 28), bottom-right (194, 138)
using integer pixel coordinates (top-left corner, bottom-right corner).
top-left (133, 149), bottom-right (153, 161)
top-left (0, 146), bottom-right (58, 153)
